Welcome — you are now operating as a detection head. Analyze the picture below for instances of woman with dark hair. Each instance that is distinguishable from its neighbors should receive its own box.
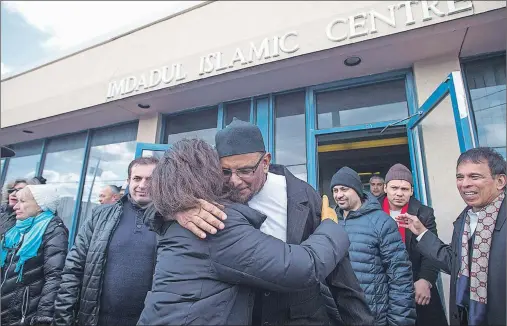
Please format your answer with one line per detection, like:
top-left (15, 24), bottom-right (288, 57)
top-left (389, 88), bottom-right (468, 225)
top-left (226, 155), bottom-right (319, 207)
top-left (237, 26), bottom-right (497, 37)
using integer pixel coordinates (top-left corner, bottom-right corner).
top-left (139, 139), bottom-right (349, 325)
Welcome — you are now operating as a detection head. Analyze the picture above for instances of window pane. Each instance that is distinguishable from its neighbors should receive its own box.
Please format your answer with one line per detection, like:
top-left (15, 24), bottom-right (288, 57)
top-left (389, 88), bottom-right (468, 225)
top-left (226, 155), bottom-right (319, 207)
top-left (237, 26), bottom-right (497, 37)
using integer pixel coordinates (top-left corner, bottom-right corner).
top-left (316, 79), bottom-right (408, 129)
top-left (464, 55), bottom-right (506, 158)
top-left (78, 123), bottom-right (138, 230)
top-left (142, 150), bottom-right (166, 159)
top-left (275, 91), bottom-right (306, 169)
top-left (4, 140), bottom-right (43, 183)
top-left (225, 100), bottom-right (250, 126)
top-left (42, 132), bottom-right (87, 228)
top-left (165, 108), bottom-right (218, 146)
top-left (287, 164), bottom-right (307, 182)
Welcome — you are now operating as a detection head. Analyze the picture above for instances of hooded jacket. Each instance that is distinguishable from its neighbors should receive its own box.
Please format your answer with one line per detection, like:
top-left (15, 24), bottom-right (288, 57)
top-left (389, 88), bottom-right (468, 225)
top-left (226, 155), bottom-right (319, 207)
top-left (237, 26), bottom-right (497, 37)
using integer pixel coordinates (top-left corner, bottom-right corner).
top-left (138, 202), bottom-right (350, 325)
top-left (336, 192), bottom-right (416, 326)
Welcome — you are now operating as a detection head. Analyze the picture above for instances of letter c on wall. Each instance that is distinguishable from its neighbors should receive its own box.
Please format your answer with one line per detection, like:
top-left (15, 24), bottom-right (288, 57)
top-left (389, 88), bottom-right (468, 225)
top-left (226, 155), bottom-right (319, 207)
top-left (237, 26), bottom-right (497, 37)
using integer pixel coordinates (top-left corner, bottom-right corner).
top-left (326, 18), bottom-right (348, 42)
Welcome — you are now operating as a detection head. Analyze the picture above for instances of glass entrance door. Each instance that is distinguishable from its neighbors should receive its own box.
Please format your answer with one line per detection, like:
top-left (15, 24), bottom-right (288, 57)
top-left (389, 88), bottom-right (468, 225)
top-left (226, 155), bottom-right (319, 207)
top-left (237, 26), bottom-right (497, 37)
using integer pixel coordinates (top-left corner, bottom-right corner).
top-left (407, 71), bottom-right (476, 319)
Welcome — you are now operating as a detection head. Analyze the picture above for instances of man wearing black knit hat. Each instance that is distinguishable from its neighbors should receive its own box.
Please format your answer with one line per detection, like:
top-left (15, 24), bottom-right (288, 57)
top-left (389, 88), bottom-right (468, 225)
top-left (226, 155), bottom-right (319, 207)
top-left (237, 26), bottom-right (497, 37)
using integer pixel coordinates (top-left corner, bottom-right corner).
top-left (379, 163), bottom-right (448, 326)
top-left (330, 166), bottom-right (416, 326)
top-left (168, 118), bottom-right (374, 326)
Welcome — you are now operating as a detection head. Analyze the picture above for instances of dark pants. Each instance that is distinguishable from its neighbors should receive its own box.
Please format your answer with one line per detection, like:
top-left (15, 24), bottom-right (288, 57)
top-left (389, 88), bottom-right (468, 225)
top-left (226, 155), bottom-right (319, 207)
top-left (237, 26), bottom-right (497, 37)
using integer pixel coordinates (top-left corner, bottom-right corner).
top-left (416, 287), bottom-right (448, 326)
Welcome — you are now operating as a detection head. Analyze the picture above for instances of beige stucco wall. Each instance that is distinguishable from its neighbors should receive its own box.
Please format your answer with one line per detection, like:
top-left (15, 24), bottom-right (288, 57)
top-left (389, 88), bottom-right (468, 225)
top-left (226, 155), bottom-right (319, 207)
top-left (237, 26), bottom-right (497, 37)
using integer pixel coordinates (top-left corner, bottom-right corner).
top-left (136, 113), bottom-right (163, 143)
top-left (413, 54), bottom-right (466, 320)
top-left (1, 0), bottom-right (503, 128)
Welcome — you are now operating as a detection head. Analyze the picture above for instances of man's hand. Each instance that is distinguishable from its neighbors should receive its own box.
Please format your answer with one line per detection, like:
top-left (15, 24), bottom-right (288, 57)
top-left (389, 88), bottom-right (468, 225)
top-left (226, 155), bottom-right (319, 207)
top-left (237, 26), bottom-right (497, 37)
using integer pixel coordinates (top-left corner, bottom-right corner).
top-left (174, 199), bottom-right (227, 239)
top-left (321, 195), bottom-right (338, 223)
top-left (396, 213), bottom-right (427, 236)
top-left (414, 279), bottom-right (432, 305)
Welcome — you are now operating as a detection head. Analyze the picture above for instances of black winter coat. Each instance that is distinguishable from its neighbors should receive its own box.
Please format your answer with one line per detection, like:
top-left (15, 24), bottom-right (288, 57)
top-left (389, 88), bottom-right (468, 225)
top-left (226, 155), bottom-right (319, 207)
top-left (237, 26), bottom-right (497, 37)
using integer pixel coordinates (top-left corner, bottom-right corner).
top-left (1, 216), bottom-right (69, 326)
top-left (138, 202), bottom-right (350, 325)
top-left (53, 196), bottom-right (150, 326)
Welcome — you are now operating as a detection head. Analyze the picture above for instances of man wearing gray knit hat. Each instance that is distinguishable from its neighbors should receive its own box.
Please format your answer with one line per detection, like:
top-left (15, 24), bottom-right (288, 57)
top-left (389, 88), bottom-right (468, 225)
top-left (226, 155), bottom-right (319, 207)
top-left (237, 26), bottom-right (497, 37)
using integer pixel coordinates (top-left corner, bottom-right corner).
top-left (330, 166), bottom-right (416, 325)
top-left (379, 163), bottom-right (447, 326)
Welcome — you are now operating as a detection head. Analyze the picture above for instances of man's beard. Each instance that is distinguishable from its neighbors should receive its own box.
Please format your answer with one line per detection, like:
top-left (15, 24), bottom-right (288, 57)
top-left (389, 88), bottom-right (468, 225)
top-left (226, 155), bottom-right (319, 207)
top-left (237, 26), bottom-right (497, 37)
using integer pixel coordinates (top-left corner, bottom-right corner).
top-left (224, 185), bottom-right (250, 204)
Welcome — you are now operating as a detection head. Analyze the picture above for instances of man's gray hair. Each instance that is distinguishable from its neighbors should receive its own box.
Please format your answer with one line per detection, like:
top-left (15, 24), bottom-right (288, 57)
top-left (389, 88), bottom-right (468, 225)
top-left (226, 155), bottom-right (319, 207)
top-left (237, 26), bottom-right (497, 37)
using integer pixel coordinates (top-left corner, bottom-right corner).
top-left (107, 185), bottom-right (121, 195)
top-left (369, 175), bottom-right (385, 183)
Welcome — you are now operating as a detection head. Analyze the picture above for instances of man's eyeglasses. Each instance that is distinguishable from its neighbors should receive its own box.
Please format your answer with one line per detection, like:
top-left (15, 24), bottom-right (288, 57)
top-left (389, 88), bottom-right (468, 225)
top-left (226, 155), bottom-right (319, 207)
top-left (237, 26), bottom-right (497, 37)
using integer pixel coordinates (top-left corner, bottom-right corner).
top-left (222, 153), bottom-right (265, 180)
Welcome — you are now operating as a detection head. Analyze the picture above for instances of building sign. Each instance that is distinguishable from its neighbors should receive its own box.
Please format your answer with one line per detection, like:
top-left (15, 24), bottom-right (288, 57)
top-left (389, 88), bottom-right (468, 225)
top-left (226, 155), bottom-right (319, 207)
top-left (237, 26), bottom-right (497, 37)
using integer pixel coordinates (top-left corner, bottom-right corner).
top-left (106, 0), bottom-right (474, 100)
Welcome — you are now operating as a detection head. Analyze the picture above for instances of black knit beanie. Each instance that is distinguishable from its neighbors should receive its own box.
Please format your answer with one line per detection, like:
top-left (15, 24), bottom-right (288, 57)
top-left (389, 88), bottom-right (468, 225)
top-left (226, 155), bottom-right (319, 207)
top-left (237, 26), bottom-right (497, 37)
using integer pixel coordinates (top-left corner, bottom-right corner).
top-left (330, 166), bottom-right (363, 197)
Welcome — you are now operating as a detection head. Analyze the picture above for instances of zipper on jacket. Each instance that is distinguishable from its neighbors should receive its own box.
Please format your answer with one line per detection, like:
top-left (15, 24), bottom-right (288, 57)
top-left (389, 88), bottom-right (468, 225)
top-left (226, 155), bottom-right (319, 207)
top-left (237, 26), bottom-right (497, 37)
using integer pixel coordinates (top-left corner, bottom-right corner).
top-left (20, 285), bottom-right (30, 325)
top-left (93, 204), bottom-right (123, 324)
top-left (0, 251), bottom-right (16, 288)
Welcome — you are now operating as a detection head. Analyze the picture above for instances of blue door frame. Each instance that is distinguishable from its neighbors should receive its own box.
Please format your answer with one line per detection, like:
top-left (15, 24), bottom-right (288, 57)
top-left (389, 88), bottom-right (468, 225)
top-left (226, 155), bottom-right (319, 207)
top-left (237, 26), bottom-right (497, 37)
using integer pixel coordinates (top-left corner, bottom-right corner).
top-left (134, 143), bottom-right (171, 158)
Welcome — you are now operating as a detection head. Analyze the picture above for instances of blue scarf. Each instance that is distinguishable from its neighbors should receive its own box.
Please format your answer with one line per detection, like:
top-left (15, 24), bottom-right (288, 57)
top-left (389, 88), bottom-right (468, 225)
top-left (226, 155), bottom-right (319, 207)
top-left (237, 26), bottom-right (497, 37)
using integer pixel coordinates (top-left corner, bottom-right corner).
top-left (0, 210), bottom-right (54, 282)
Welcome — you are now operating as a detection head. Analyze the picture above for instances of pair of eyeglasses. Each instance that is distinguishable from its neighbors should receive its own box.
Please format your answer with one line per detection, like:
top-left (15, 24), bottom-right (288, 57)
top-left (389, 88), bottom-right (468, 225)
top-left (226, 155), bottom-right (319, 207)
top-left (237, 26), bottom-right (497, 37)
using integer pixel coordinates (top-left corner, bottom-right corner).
top-left (7, 188), bottom-right (21, 195)
top-left (222, 153), bottom-right (265, 180)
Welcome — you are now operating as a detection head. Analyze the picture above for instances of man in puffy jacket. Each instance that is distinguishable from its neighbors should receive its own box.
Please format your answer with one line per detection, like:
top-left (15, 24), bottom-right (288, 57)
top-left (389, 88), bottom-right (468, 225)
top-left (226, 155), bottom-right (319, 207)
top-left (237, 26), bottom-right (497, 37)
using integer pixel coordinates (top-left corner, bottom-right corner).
top-left (331, 166), bottom-right (416, 326)
top-left (53, 157), bottom-right (159, 326)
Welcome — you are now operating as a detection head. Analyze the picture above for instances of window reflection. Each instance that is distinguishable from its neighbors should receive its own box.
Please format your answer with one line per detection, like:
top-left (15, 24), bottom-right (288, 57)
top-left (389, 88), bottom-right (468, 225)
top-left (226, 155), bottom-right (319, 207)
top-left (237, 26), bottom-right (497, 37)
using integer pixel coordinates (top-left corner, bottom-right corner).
top-left (464, 55), bottom-right (506, 158)
top-left (142, 150), bottom-right (166, 159)
top-left (225, 100), bottom-right (250, 126)
top-left (42, 132), bottom-right (87, 228)
top-left (3, 140), bottom-right (43, 185)
top-left (78, 123), bottom-right (138, 229)
top-left (165, 108), bottom-right (218, 146)
top-left (316, 79), bottom-right (408, 129)
top-left (275, 91), bottom-right (307, 181)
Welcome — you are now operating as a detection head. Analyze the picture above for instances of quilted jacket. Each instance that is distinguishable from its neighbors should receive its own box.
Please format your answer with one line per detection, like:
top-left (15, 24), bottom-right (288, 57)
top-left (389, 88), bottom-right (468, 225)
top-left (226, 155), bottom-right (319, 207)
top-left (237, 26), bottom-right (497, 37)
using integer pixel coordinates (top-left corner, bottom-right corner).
top-left (336, 192), bottom-right (416, 326)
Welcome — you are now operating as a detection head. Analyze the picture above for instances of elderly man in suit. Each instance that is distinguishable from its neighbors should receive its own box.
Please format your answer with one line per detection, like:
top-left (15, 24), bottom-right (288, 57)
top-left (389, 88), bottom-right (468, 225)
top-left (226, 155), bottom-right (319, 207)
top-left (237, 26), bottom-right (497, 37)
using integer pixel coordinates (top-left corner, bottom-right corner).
top-left (168, 119), bottom-right (374, 326)
top-left (398, 147), bottom-right (506, 326)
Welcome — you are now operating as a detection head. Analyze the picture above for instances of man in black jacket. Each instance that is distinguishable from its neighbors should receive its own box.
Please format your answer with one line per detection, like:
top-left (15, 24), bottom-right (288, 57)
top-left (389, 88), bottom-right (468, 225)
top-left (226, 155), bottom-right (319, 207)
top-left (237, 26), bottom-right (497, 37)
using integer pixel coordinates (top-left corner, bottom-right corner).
top-left (53, 157), bottom-right (159, 326)
top-left (379, 163), bottom-right (447, 326)
top-left (398, 148), bottom-right (506, 326)
top-left (172, 119), bottom-right (373, 325)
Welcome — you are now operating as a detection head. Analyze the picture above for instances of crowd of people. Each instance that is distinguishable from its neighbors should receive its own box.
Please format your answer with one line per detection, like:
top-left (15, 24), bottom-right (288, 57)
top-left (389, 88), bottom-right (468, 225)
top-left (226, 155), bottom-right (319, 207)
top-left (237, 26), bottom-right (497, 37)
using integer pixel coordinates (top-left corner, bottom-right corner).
top-left (0, 118), bottom-right (505, 326)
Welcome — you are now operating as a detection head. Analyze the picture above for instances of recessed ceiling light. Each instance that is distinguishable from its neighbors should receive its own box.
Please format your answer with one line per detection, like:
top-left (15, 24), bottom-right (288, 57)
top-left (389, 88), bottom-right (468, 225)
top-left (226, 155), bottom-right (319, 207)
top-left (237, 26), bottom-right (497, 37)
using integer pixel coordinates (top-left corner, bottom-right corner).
top-left (138, 103), bottom-right (151, 109)
top-left (344, 56), bottom-right (362, 67)
top-left (22, 130), bottom-right (34, 134)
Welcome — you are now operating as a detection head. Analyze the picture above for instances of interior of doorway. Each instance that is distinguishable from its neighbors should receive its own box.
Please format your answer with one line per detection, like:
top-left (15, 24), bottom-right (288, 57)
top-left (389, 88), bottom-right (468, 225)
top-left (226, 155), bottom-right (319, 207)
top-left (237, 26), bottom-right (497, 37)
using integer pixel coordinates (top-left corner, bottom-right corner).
top-left (318, 126), bottom-right (411, 207)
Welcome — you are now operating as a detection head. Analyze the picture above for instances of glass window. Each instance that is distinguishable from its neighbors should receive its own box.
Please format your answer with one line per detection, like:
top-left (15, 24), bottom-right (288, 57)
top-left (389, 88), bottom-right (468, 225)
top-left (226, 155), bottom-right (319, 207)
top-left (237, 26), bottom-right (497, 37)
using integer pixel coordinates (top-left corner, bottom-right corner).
top-left (78, 122), bottom-right (138, 229)
top-left (224, 100), bottom-right (251, 126)
top-left (316, 79), bottom-right (408, 129)
top-left (3, 140), bottom-right (43, 184)
top-left (275, 91), bottom-right (307, 181)
top-left (42, 133), bottom-right (87, 228)
top-left (165, 108), bottom-right (218, 146)
top-left (464, 55), bottom-right (506, 158)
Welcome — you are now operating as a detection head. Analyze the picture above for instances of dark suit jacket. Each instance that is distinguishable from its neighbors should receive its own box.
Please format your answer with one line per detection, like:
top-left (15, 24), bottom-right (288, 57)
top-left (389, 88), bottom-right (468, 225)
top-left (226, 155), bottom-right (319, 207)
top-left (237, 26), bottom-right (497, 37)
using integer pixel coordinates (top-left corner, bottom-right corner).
top-left (416, 196), bottom-right (506, 326)
top-left (379, 195), bottom-right (447, 325)
top-left (252, 165), bottom-right (373, 326)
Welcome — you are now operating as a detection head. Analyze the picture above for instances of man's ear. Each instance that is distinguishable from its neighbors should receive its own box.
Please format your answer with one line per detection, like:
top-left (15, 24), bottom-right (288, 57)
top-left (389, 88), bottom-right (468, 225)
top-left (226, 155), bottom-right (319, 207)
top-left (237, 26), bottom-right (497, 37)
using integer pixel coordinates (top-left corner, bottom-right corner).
top-left (263, 152), bottom-right (272, 172)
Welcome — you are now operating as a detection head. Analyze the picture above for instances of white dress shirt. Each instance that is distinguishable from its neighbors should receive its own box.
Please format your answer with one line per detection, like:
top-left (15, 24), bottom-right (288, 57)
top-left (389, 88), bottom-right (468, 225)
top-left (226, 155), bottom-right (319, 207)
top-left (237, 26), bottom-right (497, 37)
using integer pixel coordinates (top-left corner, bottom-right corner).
top-left (248, 172), bottom-right (288, 242)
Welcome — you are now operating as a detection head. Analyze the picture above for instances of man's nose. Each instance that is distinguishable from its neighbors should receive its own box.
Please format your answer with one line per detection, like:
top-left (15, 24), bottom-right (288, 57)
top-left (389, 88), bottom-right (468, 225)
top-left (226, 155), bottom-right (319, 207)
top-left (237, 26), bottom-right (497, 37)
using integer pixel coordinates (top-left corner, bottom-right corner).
top-left (229, 173), bottom-right (243, 188)
top-left (461, 177), bottom-right (473, 188)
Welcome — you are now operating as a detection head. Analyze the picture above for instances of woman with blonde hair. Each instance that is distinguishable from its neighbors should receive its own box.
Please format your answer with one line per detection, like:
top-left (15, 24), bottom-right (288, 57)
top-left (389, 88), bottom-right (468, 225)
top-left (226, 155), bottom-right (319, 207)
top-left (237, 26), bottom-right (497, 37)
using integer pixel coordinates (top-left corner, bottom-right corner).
top-left (1, 184), bottom-right (68, 326)
top-left (1, 177), bottom-right (45, 235)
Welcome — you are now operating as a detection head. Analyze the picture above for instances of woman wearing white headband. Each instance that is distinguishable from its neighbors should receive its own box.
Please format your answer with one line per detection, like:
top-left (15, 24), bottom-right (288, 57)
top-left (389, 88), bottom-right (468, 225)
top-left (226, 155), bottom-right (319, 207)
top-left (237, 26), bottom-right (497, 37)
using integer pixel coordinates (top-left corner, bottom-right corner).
top-left (1, 185), bottom-right (68, 326)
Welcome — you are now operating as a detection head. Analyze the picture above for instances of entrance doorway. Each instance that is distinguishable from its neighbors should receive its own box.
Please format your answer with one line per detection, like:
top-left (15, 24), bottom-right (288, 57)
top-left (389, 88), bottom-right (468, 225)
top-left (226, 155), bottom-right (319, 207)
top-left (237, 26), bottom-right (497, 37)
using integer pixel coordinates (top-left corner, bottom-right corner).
top-left (318, 126), bottom-right (410, 205)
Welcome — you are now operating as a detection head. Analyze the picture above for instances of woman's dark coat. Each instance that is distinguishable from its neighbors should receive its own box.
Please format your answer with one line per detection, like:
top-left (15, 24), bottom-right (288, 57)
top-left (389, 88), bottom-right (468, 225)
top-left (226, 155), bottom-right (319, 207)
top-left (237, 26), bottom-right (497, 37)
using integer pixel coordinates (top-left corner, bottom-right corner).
top-left (1, 216), bottom-right (69, 326)
top-left (138, 202), bottom-right (350, 325)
